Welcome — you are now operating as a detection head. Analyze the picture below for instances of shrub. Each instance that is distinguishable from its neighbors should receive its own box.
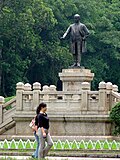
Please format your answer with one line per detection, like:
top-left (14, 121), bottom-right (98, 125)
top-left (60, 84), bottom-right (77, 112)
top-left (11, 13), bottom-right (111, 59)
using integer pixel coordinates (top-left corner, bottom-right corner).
top-left (110, 102), bottom-right (120, 135)
top-left (5, 96), bottom-right (15, 110)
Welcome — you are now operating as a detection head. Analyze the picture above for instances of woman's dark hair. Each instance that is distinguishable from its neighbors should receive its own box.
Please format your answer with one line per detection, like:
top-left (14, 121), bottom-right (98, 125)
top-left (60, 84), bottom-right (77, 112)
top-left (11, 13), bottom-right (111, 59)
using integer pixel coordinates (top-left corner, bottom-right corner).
top-left (36, 102), bottom-right (47, 114)
top-left (36, 106), bottom-right (40, 115)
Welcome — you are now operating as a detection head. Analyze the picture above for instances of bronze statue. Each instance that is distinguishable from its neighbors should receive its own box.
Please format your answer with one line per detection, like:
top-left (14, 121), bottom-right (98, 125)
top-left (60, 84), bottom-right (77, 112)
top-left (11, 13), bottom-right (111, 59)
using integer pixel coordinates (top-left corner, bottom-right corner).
top-left (61, 14), bottom-right (89, 67)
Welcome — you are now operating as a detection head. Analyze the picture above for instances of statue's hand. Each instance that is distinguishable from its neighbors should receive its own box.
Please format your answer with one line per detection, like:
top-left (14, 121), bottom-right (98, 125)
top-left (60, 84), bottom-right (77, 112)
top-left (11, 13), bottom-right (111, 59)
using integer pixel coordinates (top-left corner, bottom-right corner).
top-left (82, 36), bottom-right (86, 40)
top-left (60, 36), bottom-right (64, 40)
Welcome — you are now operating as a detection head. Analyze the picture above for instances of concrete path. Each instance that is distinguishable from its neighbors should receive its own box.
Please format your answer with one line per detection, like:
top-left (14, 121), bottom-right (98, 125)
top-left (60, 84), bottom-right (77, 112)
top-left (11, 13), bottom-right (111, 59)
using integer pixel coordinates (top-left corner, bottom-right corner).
top-left (0, 156), bottom-right (119, 160)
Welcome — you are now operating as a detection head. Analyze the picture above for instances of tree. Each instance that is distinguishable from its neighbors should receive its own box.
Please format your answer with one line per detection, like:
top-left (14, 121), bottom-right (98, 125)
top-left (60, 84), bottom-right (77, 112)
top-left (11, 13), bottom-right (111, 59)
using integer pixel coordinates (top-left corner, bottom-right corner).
top-left (0, 0), bottom-right (120, 96)
top-left (0, 0), bottom-right (58, 95)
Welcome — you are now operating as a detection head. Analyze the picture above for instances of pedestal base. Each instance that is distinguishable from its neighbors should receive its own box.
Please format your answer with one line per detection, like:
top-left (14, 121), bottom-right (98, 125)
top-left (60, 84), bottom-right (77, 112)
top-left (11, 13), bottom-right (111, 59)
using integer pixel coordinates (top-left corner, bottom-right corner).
top-left (59, 68), bottom-right (94, 91)
top-left (49, 115), bottom-right (111, 136)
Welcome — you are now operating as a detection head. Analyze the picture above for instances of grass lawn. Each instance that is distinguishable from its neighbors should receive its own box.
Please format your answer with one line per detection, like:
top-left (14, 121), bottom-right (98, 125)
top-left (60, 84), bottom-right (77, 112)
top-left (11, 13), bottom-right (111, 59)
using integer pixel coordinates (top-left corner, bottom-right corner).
top-left (4, 96), bottom-right (15, 110)
top-left (5, 96), bottom-right (15, 103)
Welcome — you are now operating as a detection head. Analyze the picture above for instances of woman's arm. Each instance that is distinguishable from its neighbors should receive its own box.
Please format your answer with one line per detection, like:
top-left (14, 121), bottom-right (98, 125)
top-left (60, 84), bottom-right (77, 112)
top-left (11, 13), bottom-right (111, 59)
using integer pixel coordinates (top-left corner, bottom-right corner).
top-left (41, 127), bottom-right (46, 137)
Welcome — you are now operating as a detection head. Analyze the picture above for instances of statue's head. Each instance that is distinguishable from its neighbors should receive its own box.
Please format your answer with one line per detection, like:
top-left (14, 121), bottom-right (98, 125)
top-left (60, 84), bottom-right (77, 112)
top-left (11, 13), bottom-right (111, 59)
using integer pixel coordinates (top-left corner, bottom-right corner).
top-left (74, 14), bottom-right (80, 23)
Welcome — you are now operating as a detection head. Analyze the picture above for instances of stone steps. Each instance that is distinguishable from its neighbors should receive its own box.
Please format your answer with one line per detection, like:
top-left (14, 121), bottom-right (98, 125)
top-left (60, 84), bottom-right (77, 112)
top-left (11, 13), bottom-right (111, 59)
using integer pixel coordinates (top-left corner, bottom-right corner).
top-left (0, 149), bottom-right (120, 158)
top-left (0, 119), bottom-right (15, 134)
top-left (0, 156), bottom-right (118, 160)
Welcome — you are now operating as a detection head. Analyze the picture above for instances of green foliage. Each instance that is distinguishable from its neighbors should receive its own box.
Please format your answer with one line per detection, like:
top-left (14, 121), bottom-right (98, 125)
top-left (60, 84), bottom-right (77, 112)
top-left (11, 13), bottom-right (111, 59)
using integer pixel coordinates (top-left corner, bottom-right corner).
top-left (4, 96), bottom-right (15, 110)
top-left (0, 0), bottom-right (120, 96)
top-left (110, 102), bottom-right (120, 135)
top-left (5, 96), bottom-right (15, 102)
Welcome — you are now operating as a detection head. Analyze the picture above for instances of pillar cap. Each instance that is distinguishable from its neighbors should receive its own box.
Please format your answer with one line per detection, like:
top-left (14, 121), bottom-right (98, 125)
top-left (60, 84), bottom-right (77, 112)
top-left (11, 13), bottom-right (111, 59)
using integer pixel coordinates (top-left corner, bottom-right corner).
top-left (81, 82), bottom-right (90, 90)
top-left (106, 82), bottom-right (113, 90)
top-left (112, 84), bottom-right (118, 92)
top-left (33, 82), bottom-right (41, 90)
top-left (0, 96), bottom-right (5, 104)
top-left (99, 81), bottom-right (106, 89)
top-left (16, 82), bottom-right (24, 90)
top-left (49, 85), bottom-right (56, 91)
top-left (24, 83), bottom-right (32, 91)
top-left (42, 85), bottom-right (49, 92)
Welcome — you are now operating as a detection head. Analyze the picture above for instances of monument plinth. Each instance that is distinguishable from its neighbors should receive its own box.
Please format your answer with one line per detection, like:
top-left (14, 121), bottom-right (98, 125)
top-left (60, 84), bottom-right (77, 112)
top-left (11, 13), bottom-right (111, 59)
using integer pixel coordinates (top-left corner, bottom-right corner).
top-left (59, 68), bottom-right (94, 91)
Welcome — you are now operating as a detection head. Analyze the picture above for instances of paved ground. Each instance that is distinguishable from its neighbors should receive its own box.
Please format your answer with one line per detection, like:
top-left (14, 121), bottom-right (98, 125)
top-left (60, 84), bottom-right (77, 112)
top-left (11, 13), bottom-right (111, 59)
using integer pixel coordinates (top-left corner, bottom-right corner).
top-left (0, 156), bottom-right (119, 160)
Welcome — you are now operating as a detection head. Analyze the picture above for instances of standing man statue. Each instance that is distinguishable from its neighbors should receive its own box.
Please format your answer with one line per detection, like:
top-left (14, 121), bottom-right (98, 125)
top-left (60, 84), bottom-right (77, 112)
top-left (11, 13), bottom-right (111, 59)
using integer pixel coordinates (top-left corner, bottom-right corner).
top-left (61, 14), bottom-right (89, 68)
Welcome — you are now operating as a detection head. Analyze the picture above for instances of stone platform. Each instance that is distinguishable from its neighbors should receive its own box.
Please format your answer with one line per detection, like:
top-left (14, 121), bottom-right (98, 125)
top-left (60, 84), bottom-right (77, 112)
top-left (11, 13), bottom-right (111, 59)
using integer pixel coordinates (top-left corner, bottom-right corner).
top-left (0, 68), bottom-right (119, 136)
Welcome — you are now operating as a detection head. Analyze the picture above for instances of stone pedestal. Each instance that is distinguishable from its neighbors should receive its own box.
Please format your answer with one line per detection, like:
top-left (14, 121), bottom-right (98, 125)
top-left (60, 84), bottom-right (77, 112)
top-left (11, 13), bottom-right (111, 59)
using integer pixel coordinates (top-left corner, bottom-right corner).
top-left (59, 68), bottom-right (94, 91)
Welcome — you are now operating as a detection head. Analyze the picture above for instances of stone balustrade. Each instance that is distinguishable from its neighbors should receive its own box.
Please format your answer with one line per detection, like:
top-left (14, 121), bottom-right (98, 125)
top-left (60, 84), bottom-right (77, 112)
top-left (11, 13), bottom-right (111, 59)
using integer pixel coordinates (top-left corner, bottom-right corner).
top-left (15, 81), bottom-right (119, 114)
top-left (0, 96), bottom-right (16, 128)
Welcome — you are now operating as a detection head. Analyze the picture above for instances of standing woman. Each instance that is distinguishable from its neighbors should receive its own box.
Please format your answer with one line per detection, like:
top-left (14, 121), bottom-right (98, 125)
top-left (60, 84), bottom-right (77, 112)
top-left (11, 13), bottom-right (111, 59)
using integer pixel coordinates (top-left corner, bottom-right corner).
top-left (38, 102), bottom-right (53, 159)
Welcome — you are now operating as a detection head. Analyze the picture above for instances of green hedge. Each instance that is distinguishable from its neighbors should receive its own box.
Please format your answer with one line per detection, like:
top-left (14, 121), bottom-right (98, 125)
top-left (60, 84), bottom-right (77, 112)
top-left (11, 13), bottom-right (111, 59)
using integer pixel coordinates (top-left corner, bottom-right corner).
top-left (110, 102), bottom-right (120, 135)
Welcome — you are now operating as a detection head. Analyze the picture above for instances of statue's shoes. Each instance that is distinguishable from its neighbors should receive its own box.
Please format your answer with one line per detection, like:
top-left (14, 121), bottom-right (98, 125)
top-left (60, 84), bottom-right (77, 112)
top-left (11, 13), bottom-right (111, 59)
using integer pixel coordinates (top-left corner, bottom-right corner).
top-left (76, 63), bottom-right (80, 67)
top-left (69, 63), bottom-right (76, 68)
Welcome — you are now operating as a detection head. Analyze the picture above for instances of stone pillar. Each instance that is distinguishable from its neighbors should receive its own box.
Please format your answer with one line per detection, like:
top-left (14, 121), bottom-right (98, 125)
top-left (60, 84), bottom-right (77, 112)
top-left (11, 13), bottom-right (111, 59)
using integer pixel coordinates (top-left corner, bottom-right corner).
top-left (33, 82), bottom-right (41, 110)
top-left (59, 68), bottom-right (94, 91)
top-left (42, 85), bottom-right (50, 101)
top-left (99, 81), bottom-right (106, 111)
top-left (81, 82), bottom-right (90, 111)
top-left (16, 82), bottom-right (24, 111)
top-left (23, 83), bottom-right (32, 111)
top-left (106, 82), bottom-right (113, 111)
top-left (0, 96), bottom-right (4, 124)
top-left (49, 85), bottom-right (57, 100)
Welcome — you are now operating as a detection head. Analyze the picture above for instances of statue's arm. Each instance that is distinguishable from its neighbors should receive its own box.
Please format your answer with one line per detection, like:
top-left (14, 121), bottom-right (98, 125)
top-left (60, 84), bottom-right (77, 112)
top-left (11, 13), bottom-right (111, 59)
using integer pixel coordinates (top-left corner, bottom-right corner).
top-left (82, 25), bottom-right (90, 39)
top-left (61, 26), bottom-right (71, 39)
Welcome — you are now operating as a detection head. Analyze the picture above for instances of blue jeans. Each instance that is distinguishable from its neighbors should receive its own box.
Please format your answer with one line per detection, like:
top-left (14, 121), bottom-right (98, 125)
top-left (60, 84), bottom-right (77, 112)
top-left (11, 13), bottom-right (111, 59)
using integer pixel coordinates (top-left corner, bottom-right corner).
top-left (32, 131), bottom-right (39, 158)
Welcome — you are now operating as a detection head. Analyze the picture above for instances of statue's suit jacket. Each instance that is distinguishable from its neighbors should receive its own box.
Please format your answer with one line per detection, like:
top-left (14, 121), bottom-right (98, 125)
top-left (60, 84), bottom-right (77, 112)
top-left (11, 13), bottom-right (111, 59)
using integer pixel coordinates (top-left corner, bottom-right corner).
top-left (64, 22), bottom-right (89, 54)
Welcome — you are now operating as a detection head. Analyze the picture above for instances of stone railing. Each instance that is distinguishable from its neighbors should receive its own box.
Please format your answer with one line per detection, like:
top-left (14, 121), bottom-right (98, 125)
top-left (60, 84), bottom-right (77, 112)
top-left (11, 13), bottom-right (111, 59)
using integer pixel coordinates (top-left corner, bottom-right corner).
top-left (0, 96), bottom-right (16, 125)
top-left (0, 81), bottom-right (119, 124)
top-left (0, 80), bottom-right (119, 135)
top-left (15, 81), bottom-right (120, 115)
